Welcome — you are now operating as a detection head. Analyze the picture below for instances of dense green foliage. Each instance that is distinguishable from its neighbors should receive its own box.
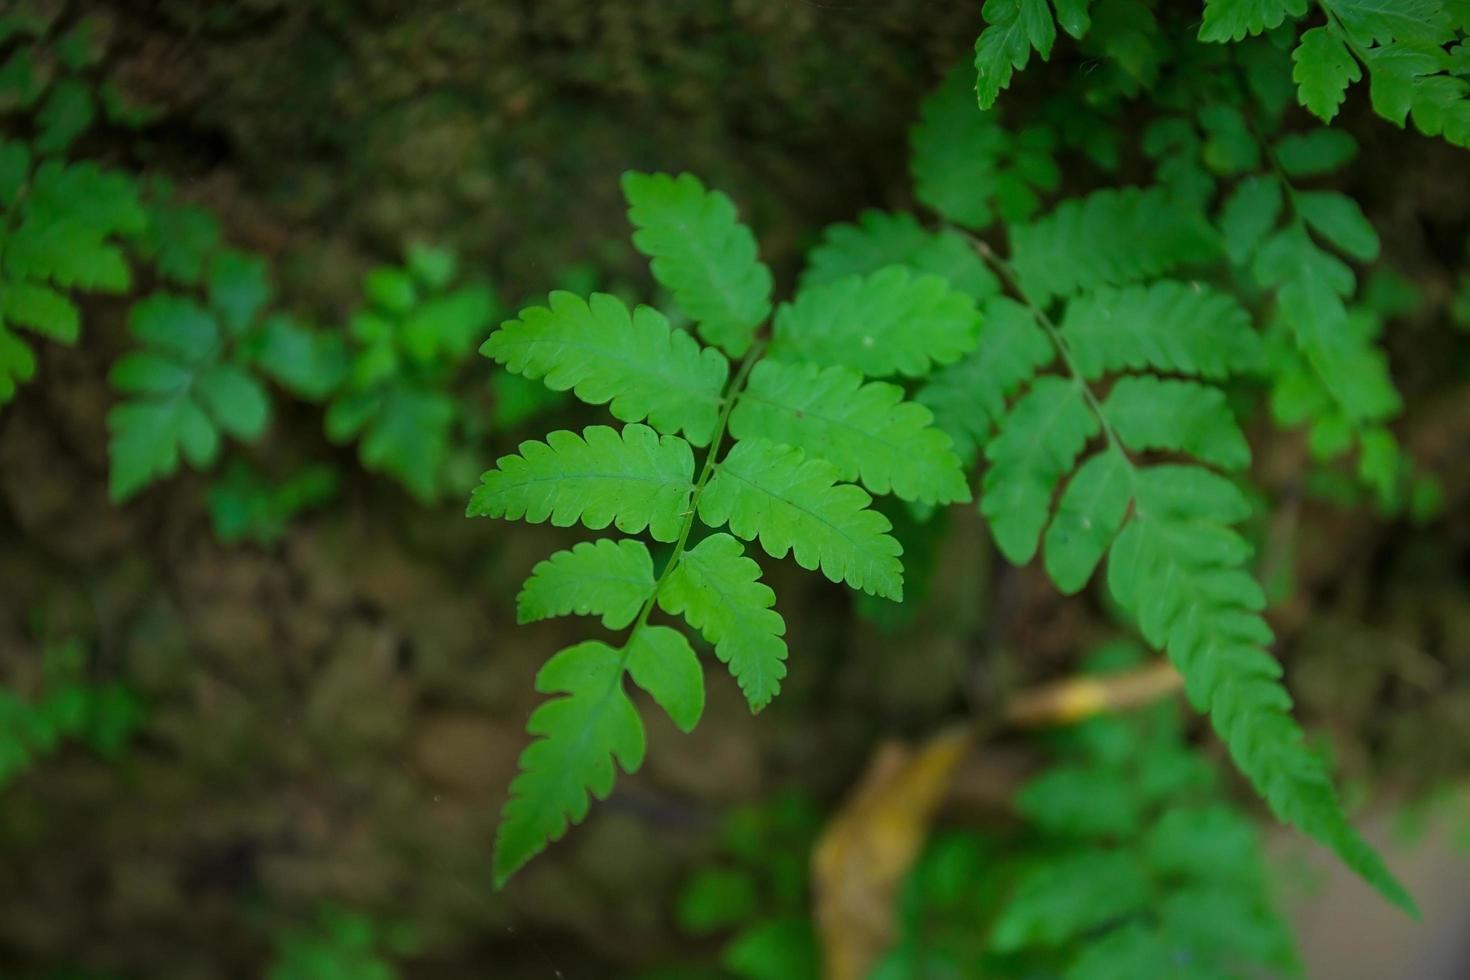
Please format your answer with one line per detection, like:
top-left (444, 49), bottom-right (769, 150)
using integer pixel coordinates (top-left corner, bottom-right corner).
top-left (669, 644), bottom-right (1295, 980)
top-left (3, 0), bottom-right (1468, 974)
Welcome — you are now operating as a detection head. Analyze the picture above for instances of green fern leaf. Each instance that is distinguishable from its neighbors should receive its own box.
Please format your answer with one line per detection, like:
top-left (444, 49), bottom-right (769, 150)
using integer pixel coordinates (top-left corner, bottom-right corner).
top-left (483, 291), bottom-right (728, 445)
top-left (1, 151), bottom-right (143, 403)
top-left (325, 382), bottom-right (456, 504)
top-left (467, 423), bottom-right (695, 543)
top-left (1107, 465), bottom-right (1415, 913)
top-left (658, 533), bottom-right (787, 712)
top-left (5, 159), bottom-right (143, 290)
top-left (1059, 281), bottom-right (1262, 380)
top-left (1329, 0), bottom-right (1452, 46)
top-left (1253, 226), bottom-right (1399, 422)
top-left (1296, 191), bottom-right (1380, 262)
top-left (517, 538), bottom-right (657, 630)
top-left (989, 850), bottom-right (1151, 952)
top-left (208, 250), bottom-right (273, 336)
top-left (34, 78), bottom-right (94, 156)
top-left (625, 625), bottom-right (705, 733)
top-left (1144, 805), bottom-right (1263, 883)
top-left (1009, 187), bottom-right (1218, 305)
top-left (1198, 0), bottom-right (1307, 43)
top-left (1274, 129), bottom-right (1358, 177)
top-left (107, 295), bottom-right (270, 501)
top-left (1293, 26), bottom-right (1362, 122)
top-left (622, 171), bottom-right (773, 358)
top-left (730, 360), bottom-right (970, 505)
top-left (494, 641), bottom-right (645, 884)
top-left (1016, 763), bottom-right (1141, 837)
top-left (911, 67), bottom-right (1060, 227)
top-left (771, 266), bottom-right (978, 379)
top-left (699, 439), bottom-right (904, 600)
top-left (1102, 376), bottom-right (1252, 470)
top-left (981, 376), bottom-right (1100, 565)
top-left (1042, 447), bottom-right (1134, 594)
top-left (974, 0), bottom-right (1058, 110)
top-left (244, 313), bottom-right (349, 402)
top-left (1220, 175), bottom-right (1285, 265)
top-left (802, 210), bottom-right (999, 301)
top-left (916, 296), bottom-right (1054, 465)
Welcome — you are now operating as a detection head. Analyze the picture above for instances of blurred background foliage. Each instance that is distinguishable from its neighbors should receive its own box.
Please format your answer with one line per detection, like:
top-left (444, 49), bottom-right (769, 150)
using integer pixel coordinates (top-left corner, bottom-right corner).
top-left (1, 0), bottom-right (1469, 977)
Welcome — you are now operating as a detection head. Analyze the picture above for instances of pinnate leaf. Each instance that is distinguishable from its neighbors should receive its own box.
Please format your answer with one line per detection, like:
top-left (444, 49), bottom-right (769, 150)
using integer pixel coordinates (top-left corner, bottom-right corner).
top-left (622, 171), bottom-right (773, 357)
top-left (625, 625), bottom-right (705, 733)
top-left (468, 423), bottom-right (694, 542)
top-left (1293, 26), bottom-right (1362, 122)
top-left (658, 533), bottom-right (788, 711)
top-left (700, 439), bottom-right (904, 600)
top-left (982, 376), bottom-right (1100, 565)
top-left (483, 291), bottom-right (728, 445)
top-left (494, 641), bottom-right (645, 884)
top-left (1059, 280), bottom-right (1262, 380)
top-left (772, 266), bottom-right (978, 379)
top-left (518, 538), bottom-right (657, 630)
top-left (731, 360), bottom-right (970, 505)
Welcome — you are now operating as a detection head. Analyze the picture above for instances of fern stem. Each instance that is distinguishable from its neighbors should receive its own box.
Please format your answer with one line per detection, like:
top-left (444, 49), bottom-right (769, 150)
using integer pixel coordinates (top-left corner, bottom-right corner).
top-left (961, 232), bottom-right (1137, 478)
top-left (620, 341), bottom-right (767, 645)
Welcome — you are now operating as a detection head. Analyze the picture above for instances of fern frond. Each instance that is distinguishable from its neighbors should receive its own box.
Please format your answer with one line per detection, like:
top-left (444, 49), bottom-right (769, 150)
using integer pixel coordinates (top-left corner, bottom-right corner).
top-left (802, 209), bottom-right (1000, 301)
top-left (493, 641), bottom-right (645, 885)
top-left (1199, 0), bottom-right (1308, 43)
top-left (483, 290), bottom-right (729, 445)
top-left (1107, 465), bottom-right (1415, 913)
top-left (699, 439), bottom-right (904, 600)
top-left (980, 376), bottom-right (1100, 565)
top-left (1058, 281), bottom-right (1262, 380)
top-left (1293, 27), bottom-right (1362, 122)
top-left (621, 171), bottom-right (773, 357)
top-left (771, 266), bottom-right (978, 378)
top-left (467, 423), bottom-right (695, 543)
top-left (1102, 376), bottom-right (1251, 470)
top-left (730, 360), bottom-right (971, 505)
top-left (915, 296), bottom-right (1055, 465)
top-left (1009, 187), bottom-right (1219, 305)
top-left (517, 538), bottom-right (657, 630)
top-left (658, 533), bottom-right (787, 712)
top-left (973, 0), bottom-right (1060, 111)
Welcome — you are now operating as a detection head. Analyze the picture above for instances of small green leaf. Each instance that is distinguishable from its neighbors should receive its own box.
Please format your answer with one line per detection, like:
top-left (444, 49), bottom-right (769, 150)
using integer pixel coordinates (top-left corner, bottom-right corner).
top-left (1293, 26), bottom-right (1362, 122)
top-left (658, 533), bottom-right (788, 711)
top-left (626, 625), bottom-right (705, 733)
top-left (468, 424), bottom-right (695, 542)
top-left (699, 439), bottom-right (904, 600)
top-left (518, 539), bottom-right (657, 631)
top-left (772, 266), bottom-right (978, 379)
top-left (622, 171), bottom-right (773, 357)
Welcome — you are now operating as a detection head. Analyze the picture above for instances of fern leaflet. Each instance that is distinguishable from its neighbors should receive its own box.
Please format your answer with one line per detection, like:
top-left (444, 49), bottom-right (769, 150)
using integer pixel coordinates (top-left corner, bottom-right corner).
top-left (622, 171), bottom-right (773, 358)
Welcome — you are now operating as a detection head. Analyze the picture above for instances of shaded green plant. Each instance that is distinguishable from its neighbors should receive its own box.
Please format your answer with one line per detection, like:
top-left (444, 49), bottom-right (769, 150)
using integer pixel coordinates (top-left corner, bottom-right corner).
top-left (267, 907), bottom-right (413, 980)
top-left (325, 243), bottom-right (497, 503)
top-left (972, 1), bottom-right (1469, 150)
top-left (0, 638), bottom-right (144, 789)
top-left (207, 459), bottom-right (340, 545)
